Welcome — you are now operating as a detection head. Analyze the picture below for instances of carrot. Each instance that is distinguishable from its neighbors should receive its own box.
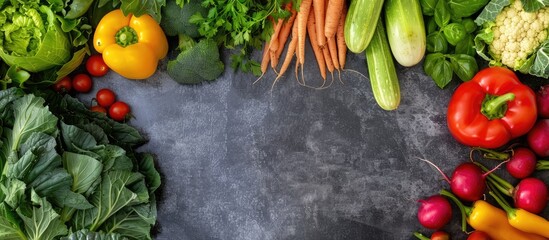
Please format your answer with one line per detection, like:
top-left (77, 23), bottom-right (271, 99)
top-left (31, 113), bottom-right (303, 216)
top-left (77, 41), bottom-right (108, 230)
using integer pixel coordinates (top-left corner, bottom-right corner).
top-left (307, 10), bottom-right (327, 82)
top-left (273, 23), bottom-right (298, 90)
top-left (336, 4), bottom-right (347, 69)
top-left (313, 0), bottom-right (326, 48)
top-left (253, 42), bottom-right (271, 84)
top-left (327, 36), bottom-right (340, 70)
top-left (324, 0), bottom-right (344, 39)
top-left (273, 8), bottom-right (297, 69)
top-left (297, 0), bottom-right (313, 66)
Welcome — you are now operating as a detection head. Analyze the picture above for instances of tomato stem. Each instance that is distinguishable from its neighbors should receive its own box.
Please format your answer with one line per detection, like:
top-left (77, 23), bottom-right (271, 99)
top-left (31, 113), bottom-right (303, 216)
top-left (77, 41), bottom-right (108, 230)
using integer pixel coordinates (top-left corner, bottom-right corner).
top-left (481, 93), bottom-right (515, 120)
top-left (116, 26), bottom-right (138, 47)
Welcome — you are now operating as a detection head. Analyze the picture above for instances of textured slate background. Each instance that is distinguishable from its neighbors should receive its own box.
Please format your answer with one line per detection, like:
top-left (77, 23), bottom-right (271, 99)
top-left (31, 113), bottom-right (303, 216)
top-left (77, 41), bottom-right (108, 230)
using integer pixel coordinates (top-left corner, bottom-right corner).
top-left (79, 48), bottom-right (545, 240)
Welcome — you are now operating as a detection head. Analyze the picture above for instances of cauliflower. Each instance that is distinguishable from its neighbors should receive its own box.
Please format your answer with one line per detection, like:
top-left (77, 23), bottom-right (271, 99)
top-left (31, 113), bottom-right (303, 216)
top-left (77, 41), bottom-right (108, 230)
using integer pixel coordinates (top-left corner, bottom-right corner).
top-left (475, 0), bottom-right (549, 78)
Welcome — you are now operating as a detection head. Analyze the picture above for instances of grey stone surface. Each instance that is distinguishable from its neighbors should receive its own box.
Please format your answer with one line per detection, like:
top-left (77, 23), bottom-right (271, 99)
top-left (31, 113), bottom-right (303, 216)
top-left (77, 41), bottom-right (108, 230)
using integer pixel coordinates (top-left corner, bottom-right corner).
top-left (80, 50), bottom-right (481, 240)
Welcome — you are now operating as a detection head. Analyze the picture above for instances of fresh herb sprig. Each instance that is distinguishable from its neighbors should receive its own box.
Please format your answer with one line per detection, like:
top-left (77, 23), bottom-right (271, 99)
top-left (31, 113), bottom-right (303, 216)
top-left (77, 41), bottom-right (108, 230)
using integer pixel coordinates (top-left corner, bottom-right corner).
top-left (189, 0), bottom-right (298, 75)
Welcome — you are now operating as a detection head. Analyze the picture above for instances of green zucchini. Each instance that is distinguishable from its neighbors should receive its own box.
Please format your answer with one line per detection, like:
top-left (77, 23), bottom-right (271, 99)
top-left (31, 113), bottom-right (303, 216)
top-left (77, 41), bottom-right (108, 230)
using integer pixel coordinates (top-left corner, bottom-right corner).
top-left (344, 0), bottom-right (385, 53)
top-left (384, 0), bottom-right (426, 67)
top-left (365, 19), bottom-right (400, 111)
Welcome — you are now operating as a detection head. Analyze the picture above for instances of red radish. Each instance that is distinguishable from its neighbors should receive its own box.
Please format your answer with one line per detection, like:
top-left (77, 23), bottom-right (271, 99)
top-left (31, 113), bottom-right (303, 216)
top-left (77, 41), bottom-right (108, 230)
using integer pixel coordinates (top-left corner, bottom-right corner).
top-left (513, 177), bottom-right (548, 214)
top-left (527, 119), bottom-right (549, 157)
top-left (506, 147), bottom-right (537, 179)
top-left (417, 195), bottom-right (452, 230)
top-left (419, 159), bottom-right (506, 202)
top-left (467, 231), bottom-right (491, 240)
top-left (537, 84), bottom-right (549, 118)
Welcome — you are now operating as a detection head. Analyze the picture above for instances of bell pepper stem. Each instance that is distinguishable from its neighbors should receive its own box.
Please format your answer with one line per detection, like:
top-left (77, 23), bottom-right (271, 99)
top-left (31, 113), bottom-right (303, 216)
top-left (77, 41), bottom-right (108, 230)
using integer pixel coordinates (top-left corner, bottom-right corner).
top-left (481, 93), bottom-right (515, 120)
top-left (412, 232), bottom-right (430, 240)
top-left (115, 26), bottom-right (138, 47)
top-left (440, 189), bottom-right (470, 232)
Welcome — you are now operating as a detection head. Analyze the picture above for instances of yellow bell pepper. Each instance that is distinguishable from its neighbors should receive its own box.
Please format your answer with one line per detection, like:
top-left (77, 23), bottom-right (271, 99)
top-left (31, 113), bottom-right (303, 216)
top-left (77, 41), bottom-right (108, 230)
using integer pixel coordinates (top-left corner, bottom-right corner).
top-left (93, 9), bottom-right (168, 79)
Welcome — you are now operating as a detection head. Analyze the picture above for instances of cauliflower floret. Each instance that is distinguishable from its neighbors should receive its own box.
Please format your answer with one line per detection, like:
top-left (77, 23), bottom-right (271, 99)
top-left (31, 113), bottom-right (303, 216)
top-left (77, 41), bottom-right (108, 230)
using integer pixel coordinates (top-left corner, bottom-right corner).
top-left (488, 0), bottom-right (549, 69)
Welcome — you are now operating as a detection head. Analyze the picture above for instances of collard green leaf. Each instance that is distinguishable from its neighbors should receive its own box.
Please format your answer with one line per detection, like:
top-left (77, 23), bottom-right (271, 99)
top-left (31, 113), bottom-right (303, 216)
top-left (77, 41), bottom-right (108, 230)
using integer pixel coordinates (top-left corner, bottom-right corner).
top-left (137, 153), bottom-right (160, 193)
top-left (28, 168), bottom-right (72, 197)
top-left (63, 152), bottom-right (103, 195)
top-left (101, 208), bottom-right (153, 240)
top-left (49, 188), bottom-right (93, 210)
top-left (18, 191), bottom-right (68, 240)
top-left (521, 0), bottom-right (549, 12)
top-left (0, 88), bottom-right (23, 120)
top-left (530, 39), bottom-right (549, 78)
top-left (1, 178), bottom-right (26, 209)
top-left (0, 214), bottom-right (25, 240)
top-left (10, 94), bottom-right (58, 152)
top-left (20, 132), bottom-right (60, 183)
top-left (474, 0), bottom-right (510, 26)
top-left (61, 122), bottom-right (99, 152)
top-left (60, 229), bottom-right (122, 240)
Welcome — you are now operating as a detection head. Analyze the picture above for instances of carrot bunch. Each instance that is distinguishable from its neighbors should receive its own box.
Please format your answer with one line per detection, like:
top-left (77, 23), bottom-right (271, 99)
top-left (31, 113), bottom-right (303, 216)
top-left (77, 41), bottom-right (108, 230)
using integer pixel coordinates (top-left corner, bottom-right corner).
top-left (257, 0), bottom-right (348, 89)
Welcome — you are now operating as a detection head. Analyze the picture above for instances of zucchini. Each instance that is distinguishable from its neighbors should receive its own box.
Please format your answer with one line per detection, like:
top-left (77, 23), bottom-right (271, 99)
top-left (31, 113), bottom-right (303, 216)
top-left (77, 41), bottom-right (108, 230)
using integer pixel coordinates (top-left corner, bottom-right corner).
top-left (344, 0), bottom-right (385, 53)
top-left (384, 0), bottom-right (426, 67)
top-left (365, 19), bottom-right (400, 111)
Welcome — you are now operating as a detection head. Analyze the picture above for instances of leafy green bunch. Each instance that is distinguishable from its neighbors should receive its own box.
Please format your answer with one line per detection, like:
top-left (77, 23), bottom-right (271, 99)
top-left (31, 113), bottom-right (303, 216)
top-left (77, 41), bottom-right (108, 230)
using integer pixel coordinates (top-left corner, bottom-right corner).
top-left (0, 88), bottom-right (160, 240)
top-left (188, 0), bottom-right (297, 75)
top-left (420, 0), bottom-right (489, 88)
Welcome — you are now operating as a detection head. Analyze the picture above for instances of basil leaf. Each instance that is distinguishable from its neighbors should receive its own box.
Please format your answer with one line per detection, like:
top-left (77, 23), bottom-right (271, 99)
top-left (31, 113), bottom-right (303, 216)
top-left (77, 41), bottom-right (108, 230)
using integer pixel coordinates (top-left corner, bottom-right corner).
top-left (424, 53), bottom-right (453, 88)
top-left (420, 0), bottom-right (438, 16)
top-left (461, 18), bottom-right (477, 33)
top-left (449, 54), bottom-right (478, 81)
top-left (443, 23), bottom-right (467, 45)
top-left (455, 35), bottom-right (476, 56)
top-left (426, 17), bottom-right (438, 35)
top-left (434, 0), bottom-right (451, 28)
top-left (426, 32), bottom-right (449, 53)
top-left (521, 0), bottom-right (549, 12)
top-left (448, 0), bottom-right (490, 18)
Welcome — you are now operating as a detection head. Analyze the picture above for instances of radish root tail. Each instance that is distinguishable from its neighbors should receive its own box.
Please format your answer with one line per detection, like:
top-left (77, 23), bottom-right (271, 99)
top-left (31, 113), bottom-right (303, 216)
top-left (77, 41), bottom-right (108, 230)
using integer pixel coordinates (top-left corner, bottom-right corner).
top-left (417, 157), bottom-right (452, 184)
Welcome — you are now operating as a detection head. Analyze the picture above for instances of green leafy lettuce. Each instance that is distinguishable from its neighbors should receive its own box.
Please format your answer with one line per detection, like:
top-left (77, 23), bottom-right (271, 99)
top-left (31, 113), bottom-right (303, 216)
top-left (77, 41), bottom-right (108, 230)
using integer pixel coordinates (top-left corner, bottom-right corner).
top-left (0, 89), bottom-right (160, 239)
top-left (0, 0), bottom-right (91, 83)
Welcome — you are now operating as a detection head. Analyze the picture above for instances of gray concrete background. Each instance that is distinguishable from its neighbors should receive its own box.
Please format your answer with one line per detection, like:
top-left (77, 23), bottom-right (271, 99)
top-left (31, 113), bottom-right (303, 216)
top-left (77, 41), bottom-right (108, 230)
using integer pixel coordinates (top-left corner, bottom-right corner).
top-left (79, 47), bottom-right (544, 240)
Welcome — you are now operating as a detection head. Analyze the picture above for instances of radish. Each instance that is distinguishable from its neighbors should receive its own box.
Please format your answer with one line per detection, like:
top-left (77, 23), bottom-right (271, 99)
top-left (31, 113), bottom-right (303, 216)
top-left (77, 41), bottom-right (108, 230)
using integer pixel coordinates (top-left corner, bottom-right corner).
top-left (537, 84), bottom-right (549, 118)
top-left (513, 177), bottom-right (548, 214)
top-left (419, 159), bottom-right (506, 202)
top-left (417, 195), bottom-right (452, 230)
top-left (527, 119), bottom-right (549, 157)
top-left (473, 147), bottom-right (537, 179)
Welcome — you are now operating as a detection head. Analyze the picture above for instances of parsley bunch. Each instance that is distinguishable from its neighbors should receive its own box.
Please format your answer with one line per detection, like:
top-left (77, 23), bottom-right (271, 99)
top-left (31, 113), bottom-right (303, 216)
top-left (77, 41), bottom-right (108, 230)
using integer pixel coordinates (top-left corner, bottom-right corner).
top-left (189, 0), bottom-right (298, 75)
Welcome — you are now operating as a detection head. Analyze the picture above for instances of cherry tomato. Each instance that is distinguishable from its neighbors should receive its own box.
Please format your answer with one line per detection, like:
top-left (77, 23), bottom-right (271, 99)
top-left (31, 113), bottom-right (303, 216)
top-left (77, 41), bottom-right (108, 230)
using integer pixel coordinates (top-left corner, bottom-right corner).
top-left (109, 101), bottom-right (131, 122)
top-left (431, 231), bottom-right (450, 240)
top-left (467, 231), bottom-right (491, 240)
top-left (91, 105), bottom-right (107, 114)
top-left (53, 76), bottom-right (72, 93)
top-left (96, 88), bottom-right (116, 107)
top-left (86, 54), bottom-right (109, 77)
top-left (72, 74), bottom-right (93, 93)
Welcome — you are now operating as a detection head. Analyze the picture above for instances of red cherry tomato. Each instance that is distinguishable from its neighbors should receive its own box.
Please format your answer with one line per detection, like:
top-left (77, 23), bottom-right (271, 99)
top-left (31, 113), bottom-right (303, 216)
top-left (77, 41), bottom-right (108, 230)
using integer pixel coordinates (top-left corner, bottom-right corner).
top-left (109, 101), bottom-right (131, 122)
top-left (53, 76), bottom-right (72, 93)
top-left (96, 88), bottom-right (116, 107)
top-left (90, 105), bottom-right (107, 114)
top-left (86, 54), bottom-right (109, 77)
top-left (467, 231), bottom-right (491, 240)
top-left (72, 74), bottom-right (93, 93)
top-left (431, 231), bottom-right (450, 240)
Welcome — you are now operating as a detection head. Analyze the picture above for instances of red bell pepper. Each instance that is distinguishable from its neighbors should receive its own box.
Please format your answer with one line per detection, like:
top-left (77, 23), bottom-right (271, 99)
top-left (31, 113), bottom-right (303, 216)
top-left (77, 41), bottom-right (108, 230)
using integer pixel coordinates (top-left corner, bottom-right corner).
top-left (447, 67), bottom-right (537, 149)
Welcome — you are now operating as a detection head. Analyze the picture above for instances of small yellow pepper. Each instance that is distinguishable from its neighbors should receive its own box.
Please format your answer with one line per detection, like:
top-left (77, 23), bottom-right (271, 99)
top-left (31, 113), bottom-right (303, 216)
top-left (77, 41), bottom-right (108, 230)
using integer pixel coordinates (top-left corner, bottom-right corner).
top-left (93, 9), bottom-right (168, 79)
top-left (467, 200), bottom-right (546, 240)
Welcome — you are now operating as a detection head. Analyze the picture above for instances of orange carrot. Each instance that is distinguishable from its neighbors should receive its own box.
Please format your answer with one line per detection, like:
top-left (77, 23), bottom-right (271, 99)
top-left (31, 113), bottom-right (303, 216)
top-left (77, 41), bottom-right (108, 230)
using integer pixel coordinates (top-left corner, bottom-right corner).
top-left (260, 42), bottom-right (270, 76)
top-left (297, 0), bottom-right (313, 66)
top-left (324, 0), bottom-right (344, 39)
top-left (313, 0), bottom-right (326, 48)
top-left (273, 8), bottom-right (297, 68)
top-left (336, 4), bottom-right (347, 69)
top-left (327, 36), bottom-right (340, 70)
top-left (273, 23), bottom-right (298, 88)
top-left (307, 10), bottom-right (327, 81)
